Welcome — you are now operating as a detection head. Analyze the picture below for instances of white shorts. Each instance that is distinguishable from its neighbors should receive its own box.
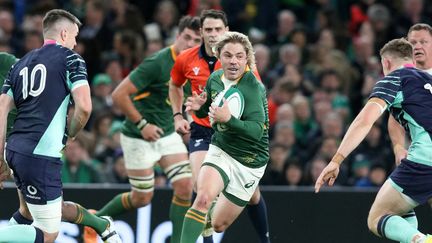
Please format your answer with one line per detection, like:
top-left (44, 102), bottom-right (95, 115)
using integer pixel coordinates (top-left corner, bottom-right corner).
top-left (120, 132), bottom-right (188, 170)
top-left (203, 145), bottom-right (266, 207)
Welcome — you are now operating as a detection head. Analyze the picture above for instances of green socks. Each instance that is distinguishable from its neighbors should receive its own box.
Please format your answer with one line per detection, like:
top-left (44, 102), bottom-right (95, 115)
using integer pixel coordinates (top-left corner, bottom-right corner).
top-left (180, 208), bottom-right (207, 243)
top-left (170, 195), bottom-right (192, 243)
top-left (74, 204), bottom-right (109, 234)
top-left (96, 192), bottom-right (133, 217)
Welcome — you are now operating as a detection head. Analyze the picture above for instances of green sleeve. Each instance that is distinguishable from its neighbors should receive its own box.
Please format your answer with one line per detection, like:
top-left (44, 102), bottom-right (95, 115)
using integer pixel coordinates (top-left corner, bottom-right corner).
top-left (129, 55), bottom-right (160, 90)
top-left (224, 83), bottom-right (266, 141)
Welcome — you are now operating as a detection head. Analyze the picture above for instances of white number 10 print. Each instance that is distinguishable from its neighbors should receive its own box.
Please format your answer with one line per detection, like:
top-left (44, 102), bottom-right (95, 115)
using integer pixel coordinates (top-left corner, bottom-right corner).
top-left (19, 64), bottom-right (47, 99)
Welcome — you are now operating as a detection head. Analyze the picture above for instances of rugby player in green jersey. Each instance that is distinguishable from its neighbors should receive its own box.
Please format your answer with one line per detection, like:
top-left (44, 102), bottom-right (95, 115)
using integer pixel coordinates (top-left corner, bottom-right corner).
top-left (0, 52), bottom-right (18, 138)
top-left (181, 32), bottom-right (269, 243)
top-left (87, 16), bottom-right (201, 243)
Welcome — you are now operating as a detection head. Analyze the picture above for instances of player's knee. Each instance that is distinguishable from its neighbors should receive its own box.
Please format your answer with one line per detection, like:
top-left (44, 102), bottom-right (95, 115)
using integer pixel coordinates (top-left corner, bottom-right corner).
top-left (212, 220), bottom-right (229, 233)
top-left (43, 231), bottom-right (59, 243)
top-left (172, 178), bottom-right (193, 199)
top-left (131, 191), bottom-right (154, 208)
top-left (367, 213), bottom-right (379, 234)
top-left (129, 174), bottom-right (155, 208)
top-left (194, 193), bottom-right (212, 211)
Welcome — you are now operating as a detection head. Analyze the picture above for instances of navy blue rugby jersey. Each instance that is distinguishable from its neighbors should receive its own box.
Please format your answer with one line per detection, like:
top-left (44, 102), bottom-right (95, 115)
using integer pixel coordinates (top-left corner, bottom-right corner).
top-left (369, 66), bottom-right (432, 166)
top-left (1, 42), bottom-right (88, 159)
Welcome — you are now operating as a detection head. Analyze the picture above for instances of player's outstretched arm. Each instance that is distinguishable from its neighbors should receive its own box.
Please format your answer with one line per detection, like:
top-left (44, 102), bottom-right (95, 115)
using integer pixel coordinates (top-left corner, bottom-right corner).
top-left (69, 85), bottom-right (92, 139)
top-left (315, 97), bottom-right (386, 193)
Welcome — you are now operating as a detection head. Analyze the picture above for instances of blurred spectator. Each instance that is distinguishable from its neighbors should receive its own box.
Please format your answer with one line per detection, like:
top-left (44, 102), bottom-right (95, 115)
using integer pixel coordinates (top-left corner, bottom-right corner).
top-left (354, 163), bottom-right (387, 188)
top-left (303, 156), bottom-right (328, 186)
top-left (91, 112), bottom-right (114, 159)
top-left (80, 0), bottom-right (113, 51)
top-left (253, 43), bottom-right (271, 87)
top-left (64, 0), bottom-right (86, 20)
top-left (261, 143), bottom-right (290, 185)
top-left (104, 150), bottom-right (128, 183)
top-left (281, 158), bottom-right (304, 186)
top-left (91, 73), bottom-right (113, 115)
top-left (292, 95), bottom-right (318, 149)
top-left (144, 0), bottom-right (178, 46)
top-left (0, 8), bottom-right (21, 54)
top-left (62, 138), bottom-right (101, 183)
top-left (111, 30), bottom-right (144, 77)
top-left (267, 9), bottom-right (296, 46)
top-left (267, 80), bottom-right (299, 126)
top-left (19, 30), bottom-right (43, 56)
top-left (395, 0), bottom-right (432, 38)
top-left (318, 69), bottom-right (351, 121)
top-left (108, 0), bottom-right (145, 35)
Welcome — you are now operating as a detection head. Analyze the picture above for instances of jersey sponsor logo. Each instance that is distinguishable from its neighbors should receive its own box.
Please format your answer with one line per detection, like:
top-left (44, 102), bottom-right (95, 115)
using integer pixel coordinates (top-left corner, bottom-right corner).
top-left (194, 139), bottom-right (203, 147)
top-left (244, 180), bottom-right (255, 189)
top-left (424, 83), bottom-right (432, 94)
top-left (193, 67), bottom-right (200, 76)
top-left (27, 185), bottom-right (38, 195)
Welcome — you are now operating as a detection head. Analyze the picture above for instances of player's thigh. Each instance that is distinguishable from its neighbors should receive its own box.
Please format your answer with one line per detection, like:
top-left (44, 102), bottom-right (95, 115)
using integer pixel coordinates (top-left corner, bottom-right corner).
top-left (369, 180), bottom-right (414, 219)
top-left (190, 151), bottom-right (208, 182)
top-left (120, 133), bottom-right (161, 173)
top-left (212, 193), bottom-right (245, 232)
top-left (249, 187), bottom-right (261, 205)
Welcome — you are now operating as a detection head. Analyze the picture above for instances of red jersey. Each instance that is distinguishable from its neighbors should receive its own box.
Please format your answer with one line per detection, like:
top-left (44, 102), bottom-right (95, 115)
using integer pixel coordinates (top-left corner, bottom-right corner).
top-left (171, 44), bottom-right (221, 127)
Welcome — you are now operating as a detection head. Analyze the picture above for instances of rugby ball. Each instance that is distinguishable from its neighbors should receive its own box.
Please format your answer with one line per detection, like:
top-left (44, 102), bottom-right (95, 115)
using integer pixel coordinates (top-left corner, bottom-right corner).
top-left (212, 87), bottom-right (245, 131)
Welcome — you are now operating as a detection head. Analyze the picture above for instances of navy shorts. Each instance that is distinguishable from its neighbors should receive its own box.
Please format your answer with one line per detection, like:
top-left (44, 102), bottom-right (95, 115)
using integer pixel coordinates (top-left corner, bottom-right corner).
top-left (6, 149), bottom-right (63, 205)
top-left (389, 158), bottom-right (432, 205)
top-left (188, 122), bottom-right (214, 153)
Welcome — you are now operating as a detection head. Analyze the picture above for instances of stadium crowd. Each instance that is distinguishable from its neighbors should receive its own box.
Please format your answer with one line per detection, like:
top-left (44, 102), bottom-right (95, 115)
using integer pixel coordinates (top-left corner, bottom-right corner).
top-left (1, 0), bottom-right (431, 188)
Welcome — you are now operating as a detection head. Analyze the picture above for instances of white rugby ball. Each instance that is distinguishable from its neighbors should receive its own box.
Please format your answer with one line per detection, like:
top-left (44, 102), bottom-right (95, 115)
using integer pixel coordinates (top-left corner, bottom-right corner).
top-left (212, 87), bottom-right (245, 131)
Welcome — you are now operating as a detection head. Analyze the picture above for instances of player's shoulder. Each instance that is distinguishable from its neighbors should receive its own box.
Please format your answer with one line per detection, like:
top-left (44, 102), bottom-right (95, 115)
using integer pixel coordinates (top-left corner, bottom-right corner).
top-left (176, 45), bottom-right (200, 62)
top-left (0, 52), bottom-right (17, 64)
top-left (64, 48), bottom-right (84, 61)
top-left (243, 71), bottom-right (264, 88)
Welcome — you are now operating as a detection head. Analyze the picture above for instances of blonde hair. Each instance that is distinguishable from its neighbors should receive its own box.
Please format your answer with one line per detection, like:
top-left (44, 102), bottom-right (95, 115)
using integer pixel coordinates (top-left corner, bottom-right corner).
top-left (215, 31), bottom-right (256, 69)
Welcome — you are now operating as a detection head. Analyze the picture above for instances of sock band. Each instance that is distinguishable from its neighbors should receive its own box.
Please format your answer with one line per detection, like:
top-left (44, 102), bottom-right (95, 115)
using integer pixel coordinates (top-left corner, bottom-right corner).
top-left (121, 192), bottom-right (133, 210)
top-left (185, 209), bottom-right (206, 224)
top-left (172, 195), bottom-right (191, 207)
top-left (34, 227), bottom-right (44, 243)
top-left (74, 204), bottom-right (85, 224)
top-left (12, 211), bottom-right (32, 225)
top-left (377, 214), bottom-right (392, 238)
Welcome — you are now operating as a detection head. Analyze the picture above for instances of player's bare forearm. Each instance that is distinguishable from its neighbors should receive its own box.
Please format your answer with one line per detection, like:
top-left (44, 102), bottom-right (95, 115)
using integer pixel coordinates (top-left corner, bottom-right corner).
top-left (335, 101), bottom-right (383, 159)
top-left (112, 79), bottom-right (142, 123)
top-left (69, 85), bottom-right (92, 139)
top-left (68, 108), bottom-right (90, 139)
top-left (169, 81), bottom-right (184, 114)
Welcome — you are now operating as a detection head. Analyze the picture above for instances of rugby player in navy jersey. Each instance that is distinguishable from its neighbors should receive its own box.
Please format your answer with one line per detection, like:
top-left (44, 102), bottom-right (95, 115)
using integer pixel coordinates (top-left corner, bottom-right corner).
top-left (0, 9), bottom-right (121, 243)
top-left (315, 38), bottom-right (432, 243)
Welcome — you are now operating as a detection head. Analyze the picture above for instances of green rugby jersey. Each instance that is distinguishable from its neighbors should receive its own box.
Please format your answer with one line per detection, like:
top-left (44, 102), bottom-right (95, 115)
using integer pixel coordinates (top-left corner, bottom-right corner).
top-left (0, 52), bottom-right (18, 137)
top-left (122, 46), bottom-right (177, 138)
top-left (196, 69), bottom-right (269, 168)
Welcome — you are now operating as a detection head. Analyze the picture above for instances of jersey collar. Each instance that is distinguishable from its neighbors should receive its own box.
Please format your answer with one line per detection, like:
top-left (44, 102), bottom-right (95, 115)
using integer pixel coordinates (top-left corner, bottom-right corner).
top-left (43, 39), bottom-right (59, 46)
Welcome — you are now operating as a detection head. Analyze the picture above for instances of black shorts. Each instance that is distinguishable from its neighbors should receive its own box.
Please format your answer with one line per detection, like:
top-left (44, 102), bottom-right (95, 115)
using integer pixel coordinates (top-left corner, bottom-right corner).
top-left (389, 158), bottom-right (432, 205)
top-left (7, 149), bottom-right (62, 205)
top-left (188, 122), bottom-right (214, 153)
